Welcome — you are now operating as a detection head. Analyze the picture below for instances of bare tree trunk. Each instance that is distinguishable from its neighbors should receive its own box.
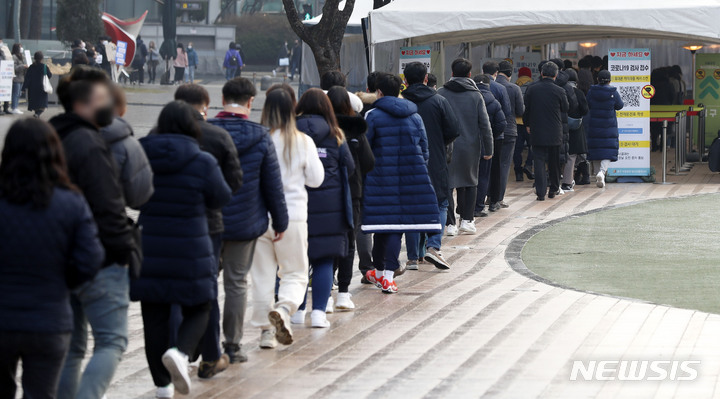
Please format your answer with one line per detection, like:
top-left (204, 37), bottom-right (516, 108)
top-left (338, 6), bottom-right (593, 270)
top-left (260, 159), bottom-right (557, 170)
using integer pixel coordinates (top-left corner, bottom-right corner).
top-left (19, 0), bottom-right (31, 39)
top-left (12, 0), bottom-right (21, 40)
top-left (281, 0), bottom-right (355, 78)
top-left (29, 0), bottom-right (43, 39)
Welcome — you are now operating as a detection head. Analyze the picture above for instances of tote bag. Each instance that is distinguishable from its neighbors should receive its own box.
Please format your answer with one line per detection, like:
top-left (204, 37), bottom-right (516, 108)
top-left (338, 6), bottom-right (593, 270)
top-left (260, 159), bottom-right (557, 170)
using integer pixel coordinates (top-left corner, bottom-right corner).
top-left (42, 64), bottom-right (53, 94)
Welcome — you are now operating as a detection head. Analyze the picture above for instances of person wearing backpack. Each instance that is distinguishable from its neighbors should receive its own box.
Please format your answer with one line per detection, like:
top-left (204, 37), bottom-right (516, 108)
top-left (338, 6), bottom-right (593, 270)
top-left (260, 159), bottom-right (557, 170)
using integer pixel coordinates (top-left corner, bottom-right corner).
top-left (223, 43), bottom-right (243, 81)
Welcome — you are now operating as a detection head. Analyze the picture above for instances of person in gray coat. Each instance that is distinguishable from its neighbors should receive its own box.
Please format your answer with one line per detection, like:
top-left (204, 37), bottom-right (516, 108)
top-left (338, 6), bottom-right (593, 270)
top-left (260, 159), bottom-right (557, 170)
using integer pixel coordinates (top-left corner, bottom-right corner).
top-left (101, 85), bottom-right (154, 209)
top-left (437, 58), bottom-right (493, 236)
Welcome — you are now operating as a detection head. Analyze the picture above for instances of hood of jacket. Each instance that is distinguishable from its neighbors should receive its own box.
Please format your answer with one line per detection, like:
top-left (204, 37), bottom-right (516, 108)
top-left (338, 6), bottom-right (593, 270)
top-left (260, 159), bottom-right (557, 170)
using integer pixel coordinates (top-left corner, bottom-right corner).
top-left (355, 91), bottom-right (377, 105)
top-left (140, 134), bottom-right (201, 175)
top-left (402, 83), bottom-right (437, 104)
top-left (49, 113), bottom-right (99, 139)
top-left (297, 114), bottom-right (332, 143)
top-left (442, 77), bottom-right (479, 93)
top-left (100, 117), bottom-right (132, 144)
top-left (555, 70), bottom-right (569, 87)
top-left (208, 118), bottom-right (267, 153)
top-left (372, 96), bottom-right (417, 118)
top-left (589, 84), bottom-right (618, 100)
top-left (336, 114), bottom-right (367, 140)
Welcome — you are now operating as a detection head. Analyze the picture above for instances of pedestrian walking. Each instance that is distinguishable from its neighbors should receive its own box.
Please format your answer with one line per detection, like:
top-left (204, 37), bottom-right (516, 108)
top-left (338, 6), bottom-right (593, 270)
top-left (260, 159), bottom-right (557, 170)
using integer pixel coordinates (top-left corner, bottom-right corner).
top-left (292, 88), bottom-right (355, 327)
top-left (208, 78), bottom-right (288, 358)
top-left (131, 35), bottom-right (148, 84)
top-left (274, 41), bottom-right (290, 77)
top-left (402, 62), bottom-right (459, 270)
top-left (0, 118), bottom-right (104, 399)
top-left (474, 74), bottom-right (507, 218)
top-left (363, 73), bottom-right (441, 294)
top-left (100, 84), bottom-right (154, 209)
top-left (10, 43), bottom-right (27, 114)
top-left (523, 62), bottom-right (569, 201)
top-left (223, 42), bottom-right (243, 81)
top-left (289, 39), bottom-right (302, 81)
top-left (185, 42), bottom-right (199, 83)
top-left (51, 66), bottom-right (136, 399)
top-left (248, 88), bottom-right (324, 347)
top-left (437, 59), bottom-right (493, 235)
top-left (147, 41), bottom-right (160, 84)
top-left (21, 51), bottom-right (51, 118)
top-left (133, 101), bottom-right (232, 396)
top-left (328, 86), bottom-right (375, 309)
top-left (586, 70), bottom-right (624, 189)
top-left (173, 43), bottom-right (188, 84)
top-left (173, 83), bottom-right (243, 379)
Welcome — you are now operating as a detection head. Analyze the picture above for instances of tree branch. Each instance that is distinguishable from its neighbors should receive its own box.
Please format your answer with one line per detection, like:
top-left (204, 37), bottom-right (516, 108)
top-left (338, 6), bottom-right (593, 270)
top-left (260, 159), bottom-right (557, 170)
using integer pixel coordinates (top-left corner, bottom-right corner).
top-left (281, 0), bottom-right (310, 43)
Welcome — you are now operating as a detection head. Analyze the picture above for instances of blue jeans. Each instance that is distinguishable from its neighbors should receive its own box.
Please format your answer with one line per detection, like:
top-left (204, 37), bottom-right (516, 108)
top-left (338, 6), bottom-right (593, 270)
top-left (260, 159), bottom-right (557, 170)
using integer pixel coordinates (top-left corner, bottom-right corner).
top-left (300, 257), bottom-right (334, 312)
top-left (58, 264), bottom-right (129, 399)
top-left (226, 67), bottom-right (237, 80)
top-left (185, 65), bottom-right (196, 83)
top-left (427, 199), bottom-right (448, 250)
top-left (11, 82), bottom-right (21, 110)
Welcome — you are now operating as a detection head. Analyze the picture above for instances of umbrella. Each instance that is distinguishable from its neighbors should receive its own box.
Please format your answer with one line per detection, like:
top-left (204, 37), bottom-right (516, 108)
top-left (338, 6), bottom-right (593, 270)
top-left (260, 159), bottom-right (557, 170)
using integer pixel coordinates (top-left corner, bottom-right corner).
top-left (159, 0), bottom-right (177, 84)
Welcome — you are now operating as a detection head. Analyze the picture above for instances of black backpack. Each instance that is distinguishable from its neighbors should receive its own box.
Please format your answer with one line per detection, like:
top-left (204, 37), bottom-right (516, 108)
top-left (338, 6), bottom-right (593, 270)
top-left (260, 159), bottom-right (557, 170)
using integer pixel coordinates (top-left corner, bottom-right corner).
top-left (229, 51), bottom-right (239, 67)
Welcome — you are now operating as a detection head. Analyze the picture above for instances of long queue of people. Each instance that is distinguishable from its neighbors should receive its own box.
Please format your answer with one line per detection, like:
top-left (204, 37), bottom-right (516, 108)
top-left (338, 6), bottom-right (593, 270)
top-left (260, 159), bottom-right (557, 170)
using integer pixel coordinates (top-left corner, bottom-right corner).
top-left (0, 53), bottom-right (625, 398)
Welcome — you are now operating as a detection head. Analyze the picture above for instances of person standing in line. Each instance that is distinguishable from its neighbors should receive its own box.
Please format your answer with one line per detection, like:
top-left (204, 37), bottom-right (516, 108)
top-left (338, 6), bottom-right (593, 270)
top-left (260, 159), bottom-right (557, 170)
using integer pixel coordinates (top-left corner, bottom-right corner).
top-left (363, 73), bottom-right (441, 294)
top-left (173, 84), bottom-right (243, 379)
top-left (489, 60), bottom-right (524, 209)
top-left (402, 62), bottom-right (459, 270)
top-left (208, 78), bottom-right (289, 358)
top-left (523, 62), bottom-right (569, 201)
top-left (586, 70), bottom-right (624, 189)
top-left (328, 86), bottom-right (375, 309)
top-left (100, 85), bottom-right (154, 209)
top-left (514, 67), bottom-right (535, 181)
top-left (437, 59), bottom-right (493, 236)
top-left (51, 66), bottom-right (136, 399)
top-left (292, 88), bottom-right (355, 327)
top-left (132, 35), bottom-right (148, 85)
top-left (561, 69), bottom-right (589, 192)
top-left (22, 51), bottom-right (52, 118)
top-left (173, 43), bottom-right (188, 84)
top-left (223, 42), bottom-right (242, 81)
top-left (321, 71), bottom-right (364, 114)
top-left (481, 61), bottom-right (512, 213)
top-left (249, 88), bottom-right (324, 347)
top-left (577, 56), bottom-right (594, 95)
top-left (133, 101), bottom-right (232, 396)
top-left (147, 41), bottom-right (160, 84)
top-left (185, 42), bottom-right (199, 83)
top-left (0, 119), bottom-right (104, 399)
top-left (10, 43), bottom-right (27, 115)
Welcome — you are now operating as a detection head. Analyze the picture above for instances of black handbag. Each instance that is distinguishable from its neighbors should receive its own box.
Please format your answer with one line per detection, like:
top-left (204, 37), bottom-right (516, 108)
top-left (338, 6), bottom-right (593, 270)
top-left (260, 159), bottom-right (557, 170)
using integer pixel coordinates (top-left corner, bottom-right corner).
top-left (128, 218), bottom-right (143, 279)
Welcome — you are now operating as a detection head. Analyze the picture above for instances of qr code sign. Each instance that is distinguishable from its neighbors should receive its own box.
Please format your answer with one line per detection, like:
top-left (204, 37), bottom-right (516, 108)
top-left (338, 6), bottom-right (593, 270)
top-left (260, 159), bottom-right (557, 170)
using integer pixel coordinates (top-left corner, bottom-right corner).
top-left (617, 86), bottom-right (640, 108)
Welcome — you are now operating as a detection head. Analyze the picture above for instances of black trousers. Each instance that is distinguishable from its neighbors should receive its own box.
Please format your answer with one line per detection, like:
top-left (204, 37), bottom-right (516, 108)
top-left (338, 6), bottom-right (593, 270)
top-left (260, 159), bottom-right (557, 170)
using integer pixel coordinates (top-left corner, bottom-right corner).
top-left (173, 67), bottom-right (185, 83)
top-left (448, 186), bottom-right (477, 226)
top-left (141, 301), bottom-right (210, 387)
top-left (0, 331), bottom-right (71, 399)
top-left (372, 233), bottom-right (402, 272)
top-left (532, 145), bottom-right (561, 197)
top-left (335, 198), bottom-right (362, 292)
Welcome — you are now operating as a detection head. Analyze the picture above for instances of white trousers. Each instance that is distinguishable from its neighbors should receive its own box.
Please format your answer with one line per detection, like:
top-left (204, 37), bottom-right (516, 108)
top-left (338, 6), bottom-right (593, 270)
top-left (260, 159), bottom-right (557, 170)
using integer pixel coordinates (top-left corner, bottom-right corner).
top-left (593, 159), bottom-right (611, 175)
top-left (249, 221), bottom-right (309, 330)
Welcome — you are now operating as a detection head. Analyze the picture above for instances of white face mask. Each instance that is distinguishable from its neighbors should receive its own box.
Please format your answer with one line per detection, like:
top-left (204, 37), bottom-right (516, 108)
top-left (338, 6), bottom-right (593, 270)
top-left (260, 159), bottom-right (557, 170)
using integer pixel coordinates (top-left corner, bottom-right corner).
top-left (102, 40), bottom-right (108, 45)
top-left (188, 46), bottom-right (192, 49)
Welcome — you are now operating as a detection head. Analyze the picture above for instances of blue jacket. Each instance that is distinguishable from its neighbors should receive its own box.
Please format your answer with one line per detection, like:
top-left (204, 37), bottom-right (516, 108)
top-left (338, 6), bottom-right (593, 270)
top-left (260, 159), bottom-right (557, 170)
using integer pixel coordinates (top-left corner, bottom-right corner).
top-left (209, 116), bottom-right (288, 241)
top-left (132, 134), bottom-right (232, 305)
top-left (187, 48), bottom-right (199, 67)
top-left (297, 115), bottom-right (355, 261)
top-left (362, 96), bottom-right (441, 234)
top-left (0, 188), bottom-right (104, 333)
top-left (478, 83), bottom-right (508, 142)
top-left (489, 79), bottom-right (512, 139)
top-left (586, 84), bottom-right (624, 161)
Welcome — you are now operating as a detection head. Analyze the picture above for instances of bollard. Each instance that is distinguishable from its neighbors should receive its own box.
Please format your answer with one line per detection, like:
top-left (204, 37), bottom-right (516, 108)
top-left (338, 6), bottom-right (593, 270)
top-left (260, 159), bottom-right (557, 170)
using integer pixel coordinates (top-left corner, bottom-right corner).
top-left (260, 75), bottom-right (273, 91)
top-left (699, 109), bottom-right (707, 162)
top-left (252, 72), bottom-right (257, 86)
top-left (655, 120), bottom-right (675, 185)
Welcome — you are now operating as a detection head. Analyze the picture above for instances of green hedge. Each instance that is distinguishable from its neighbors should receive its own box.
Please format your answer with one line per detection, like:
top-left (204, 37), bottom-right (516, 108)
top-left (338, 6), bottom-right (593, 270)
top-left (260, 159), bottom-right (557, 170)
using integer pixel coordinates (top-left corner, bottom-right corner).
top-left (227, 14), bottom-right (298, 66)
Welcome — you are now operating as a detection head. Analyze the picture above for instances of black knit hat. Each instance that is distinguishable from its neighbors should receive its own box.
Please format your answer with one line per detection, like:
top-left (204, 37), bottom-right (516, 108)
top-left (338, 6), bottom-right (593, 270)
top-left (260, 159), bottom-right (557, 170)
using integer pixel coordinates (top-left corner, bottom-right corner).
top-left (498, 60), bottom-right (513, 76)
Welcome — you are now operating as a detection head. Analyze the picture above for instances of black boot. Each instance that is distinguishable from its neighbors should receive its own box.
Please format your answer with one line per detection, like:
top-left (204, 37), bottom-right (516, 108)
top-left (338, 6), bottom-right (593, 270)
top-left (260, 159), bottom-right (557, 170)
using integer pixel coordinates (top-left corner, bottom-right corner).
top-left (515, 167), bottom-right (524, 182)
top-left (523, 166), bottom-right (535, 180)
top-left (577, 161), bottom-right (591, 185)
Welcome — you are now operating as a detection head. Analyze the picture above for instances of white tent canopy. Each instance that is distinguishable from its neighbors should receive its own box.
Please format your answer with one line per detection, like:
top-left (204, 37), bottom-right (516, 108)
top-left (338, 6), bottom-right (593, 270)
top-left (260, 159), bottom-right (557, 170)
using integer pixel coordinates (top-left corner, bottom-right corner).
top-left (304, 0), bottom-right (373, 32)
top-left (368, 0), bottom-right (720, 46)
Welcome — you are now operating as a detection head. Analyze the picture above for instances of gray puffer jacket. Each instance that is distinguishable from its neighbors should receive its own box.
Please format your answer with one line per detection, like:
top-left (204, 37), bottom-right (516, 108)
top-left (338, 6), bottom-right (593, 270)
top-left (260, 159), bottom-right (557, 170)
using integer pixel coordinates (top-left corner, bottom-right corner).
top-left (101, 117), bottom-right (154, 209)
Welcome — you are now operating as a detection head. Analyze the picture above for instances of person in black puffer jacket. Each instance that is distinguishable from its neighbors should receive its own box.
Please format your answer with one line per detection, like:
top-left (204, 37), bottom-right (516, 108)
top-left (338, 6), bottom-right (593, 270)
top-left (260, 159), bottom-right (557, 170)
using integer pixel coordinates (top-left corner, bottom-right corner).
top-left (474, 74), bottom-right (507, 217)
top-left (562, 69), bottom-right (590, 190)
top-left (294, 89), bottom-right (355, 329)
top-left (327, 86), bottom-right (374, 311)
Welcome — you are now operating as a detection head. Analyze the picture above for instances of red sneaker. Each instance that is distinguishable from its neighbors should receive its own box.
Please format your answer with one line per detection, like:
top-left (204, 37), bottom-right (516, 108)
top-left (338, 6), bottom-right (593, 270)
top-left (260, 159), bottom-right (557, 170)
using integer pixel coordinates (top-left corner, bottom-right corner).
top-left (365, 270), bottom-right (384, 289)
top-left (382, 278), bottom-right (398, 294)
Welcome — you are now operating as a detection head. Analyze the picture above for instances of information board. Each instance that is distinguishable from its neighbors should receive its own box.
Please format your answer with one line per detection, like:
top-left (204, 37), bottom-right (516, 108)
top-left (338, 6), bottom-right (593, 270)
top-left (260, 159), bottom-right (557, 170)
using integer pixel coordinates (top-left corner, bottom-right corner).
top-left (0, 60), bottom-right (13, 102)
top-left (115, 41), bottom-right (127, 65)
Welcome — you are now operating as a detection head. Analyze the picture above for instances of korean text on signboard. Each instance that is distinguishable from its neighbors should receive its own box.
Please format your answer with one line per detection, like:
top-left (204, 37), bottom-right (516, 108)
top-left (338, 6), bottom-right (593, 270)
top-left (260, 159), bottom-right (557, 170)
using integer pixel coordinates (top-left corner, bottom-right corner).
top-left (399, 46), bottom-right (431, 76)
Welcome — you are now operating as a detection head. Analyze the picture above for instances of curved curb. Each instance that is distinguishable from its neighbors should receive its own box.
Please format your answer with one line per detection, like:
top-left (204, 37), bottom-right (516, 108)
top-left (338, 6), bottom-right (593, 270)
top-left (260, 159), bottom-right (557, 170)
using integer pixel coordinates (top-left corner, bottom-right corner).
top-left (503, 193), bottom-right (720, 306)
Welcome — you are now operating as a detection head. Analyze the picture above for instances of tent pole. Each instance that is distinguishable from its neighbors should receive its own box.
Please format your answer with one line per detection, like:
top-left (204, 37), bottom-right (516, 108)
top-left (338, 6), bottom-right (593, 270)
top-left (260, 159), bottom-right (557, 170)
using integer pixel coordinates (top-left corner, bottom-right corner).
top-left (467, 43), bottom-right (472, 65)
top-left (439, 40), bottom-right (445, 83)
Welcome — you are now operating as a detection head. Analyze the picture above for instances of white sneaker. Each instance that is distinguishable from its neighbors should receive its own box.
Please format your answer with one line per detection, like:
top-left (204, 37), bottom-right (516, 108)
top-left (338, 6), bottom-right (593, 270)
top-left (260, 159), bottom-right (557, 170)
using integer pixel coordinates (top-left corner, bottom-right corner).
top-left (557, 187), bottom-right (565, 195)
top-left (335, 292), bottom-right (355, 310)
top-left (311, 309), bottom-right (331, 328)
top-left (445, 224), bottom-right (458, 236)
top-left (161, 348), bottom-right (191, 395)
top-left (260, 329), bottom-right (277, 349)
top-left (290, 309), bottom-right (306, 324)
top-left (326, 296), bottom-right (334, 313)
top-left (9, 108), bottom-right (22, 115)
top-left (459, 220), bottom-right (477, 234)
top-left (596, 171), bottom-right (606, 188)
top-left (156, 385), bottom-right (174, 399)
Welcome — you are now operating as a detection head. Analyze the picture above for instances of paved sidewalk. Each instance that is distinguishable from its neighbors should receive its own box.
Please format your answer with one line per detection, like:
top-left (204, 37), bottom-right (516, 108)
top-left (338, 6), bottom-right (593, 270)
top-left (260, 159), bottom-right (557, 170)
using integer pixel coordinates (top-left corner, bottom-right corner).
top-left (103, 160), bottom-right (720, 398)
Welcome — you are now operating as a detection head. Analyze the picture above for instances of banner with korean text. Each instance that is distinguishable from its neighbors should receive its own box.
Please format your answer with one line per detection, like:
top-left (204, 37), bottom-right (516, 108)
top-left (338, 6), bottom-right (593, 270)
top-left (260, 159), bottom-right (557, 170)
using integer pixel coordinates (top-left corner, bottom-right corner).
top-left (607, 48), bottom-right (652, 177)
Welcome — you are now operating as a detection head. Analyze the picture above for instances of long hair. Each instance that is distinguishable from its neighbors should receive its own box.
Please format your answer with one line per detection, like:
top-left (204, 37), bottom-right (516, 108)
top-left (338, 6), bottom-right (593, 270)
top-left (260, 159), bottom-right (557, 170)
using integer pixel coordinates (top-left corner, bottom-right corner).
top-left (0, 119), bottom-right (76, 208)
top-left (11, 43), bottom-right (22, 58)
top-left (326, 86), bottom-right (354, 116)
top-left (296, 88), bottom-right (344, 145)
top-left (262, 89), bottom-right (301, 164)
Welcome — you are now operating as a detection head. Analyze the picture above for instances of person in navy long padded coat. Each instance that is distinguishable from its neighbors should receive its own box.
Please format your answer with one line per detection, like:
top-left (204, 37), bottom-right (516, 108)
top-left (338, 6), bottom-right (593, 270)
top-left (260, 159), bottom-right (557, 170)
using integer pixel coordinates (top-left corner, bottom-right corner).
top-left (586, 70), bottom-right (624, 189)
top-left (133, 101), bottom-right (232, 395)
top-left (293, 88), bottom-right (355, 329)
top-left (363, 73), bottom-right (441, 294)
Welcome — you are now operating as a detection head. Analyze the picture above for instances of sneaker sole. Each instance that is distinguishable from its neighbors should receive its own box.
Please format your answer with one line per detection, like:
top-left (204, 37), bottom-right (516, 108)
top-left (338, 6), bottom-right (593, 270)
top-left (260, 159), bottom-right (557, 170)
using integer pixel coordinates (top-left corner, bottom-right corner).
top-left (458, 229), bottom-right (476, 235)
top-left (406, 265), bottom-right (419, 271)
top-left (382, 288), bottom-right (398, 294)
top-left (335, 305), bottom-right (355, 311)
top-left (424, 254), bottom-right (450, 270)
top-left (161, 353), bottom-right (190, 394)
top-left (268, 311), bottom-right (294, 346)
